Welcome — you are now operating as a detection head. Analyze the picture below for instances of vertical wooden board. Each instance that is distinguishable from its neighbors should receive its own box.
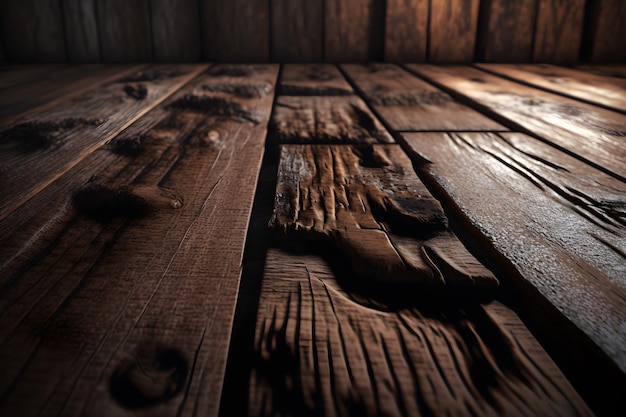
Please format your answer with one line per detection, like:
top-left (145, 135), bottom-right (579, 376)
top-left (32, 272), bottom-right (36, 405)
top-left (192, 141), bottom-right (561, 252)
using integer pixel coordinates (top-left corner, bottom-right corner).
top-left (97, 0), bottom-right (152, 61)
top-left (61, 0), bottom-right (101, 61)
top-left (384, 0), bottom-right (428, 62)
top-left (271, 0), bottom-right (323, 62)
top-left (585, 0), bottom-right (626, 62)
top-left (0, 0), bottom-right (66, 62)
top-left (477, 0), bottom-right (538, 62)
top-left (325, 0), bottom-right (373, 61)
top-left (533, 0), bottom-right (585, 63)
top-left (279, 64), bottom-right (354, 96)
top-left (429, 0), bottom-right (480, 62)
top-left (201, 0), bottom-right (270, 61)
top-left (150, 0), bottom-right (202, 62)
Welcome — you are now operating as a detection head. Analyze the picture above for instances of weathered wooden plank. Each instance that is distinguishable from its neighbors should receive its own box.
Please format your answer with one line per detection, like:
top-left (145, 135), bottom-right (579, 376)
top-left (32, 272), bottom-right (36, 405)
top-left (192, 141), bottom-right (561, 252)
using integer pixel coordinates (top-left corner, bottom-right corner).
top-left (406, 64), bottom-right (626, 179)
top-left (384, 0), bottom-right (428, 62)
top-left (575, 64), bottom-right (626, 79)
top-left (61, 0), bottom-right (101, 61)
top-left (151, 0), bottom-right (202, 62)
top-left (0, 64), bottom-right (207, 222)
top-left (325, 0), bottom-right (374, 61)
top-left (201, 0), bottom-right (270, 61)
top-left (476, 0), bottom-right (538, 62)
top-left (0, 0), bottom-right (66, 62)
top-left (279, 64), bottom-right (353, 96)
top-left (584, 0), bottom-right (626, 62)
top-left (533, 0), bottom-right (585, 63)
top-left (249, 248), bottom-right (591, 417)
top-left (429, 0), bottom-right (480, 62)
top-left (0, 64), bottom-right (278, 417)
top-left (271, 0), bottom-right (323, 62)
top-left (476, 64), bottom-right (626, 112)
top-left (403, 131), bottom-right (626, 378)
top-left (0, 65), bottom-right (68, 91)
top-left (342, 63), bottom-right (505, 131)
top-left (97, 0), bottom-right (152, 61)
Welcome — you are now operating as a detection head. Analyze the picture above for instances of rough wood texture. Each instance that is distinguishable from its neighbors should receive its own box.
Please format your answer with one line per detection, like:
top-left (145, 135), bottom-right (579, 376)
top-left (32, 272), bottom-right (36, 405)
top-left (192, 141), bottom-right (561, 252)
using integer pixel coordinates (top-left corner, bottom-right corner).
top-left (250, 248), bottom-right (592, 417)
top-left (403, 131), bottom-right (626, 376)
top-left (585, 0), bottom-right (626, 62)
top-left (271, 144), bottom-right (498, 288)
top-left (0, 64), bottom-right (278, 417)
top-left (476, 63), bottom-right (626, 112)
top-left (384, 0), bottom-right (428, 62)
top-left (202, 0), bottom-right (270, 61)
top-left (97, 0), bottom-right (152, 62)
top-left (407, 64), bottom-right (626, 180)
top-left (151, 0), bottom-right (202, 62)
top-left (0, 64), bottom-right (206, 221)
top-left (271, 0), bottom-right (323, 62)
top-left (61, 0), bottom-right (100, 61)
top-left (533, 0), bottom-right (585, 63)
top-left (325, 0), bottom-right (373, 61)
top-left (477, 0), bottom-right (538, 62)
top-left (342, 63), bottom-right (504, 131)
top-left (0, 0), bottom-right (66, 62)
top-left (279, 64), bottom-right (353, 96)
top-left (429, 0), bottom-right (480, 62)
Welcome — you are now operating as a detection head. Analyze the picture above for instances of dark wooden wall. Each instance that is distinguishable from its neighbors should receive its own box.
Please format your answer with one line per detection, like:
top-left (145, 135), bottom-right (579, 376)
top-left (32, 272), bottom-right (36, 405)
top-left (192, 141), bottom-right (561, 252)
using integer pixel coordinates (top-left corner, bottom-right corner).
top-left (0, 0), bottom-right (624, 63)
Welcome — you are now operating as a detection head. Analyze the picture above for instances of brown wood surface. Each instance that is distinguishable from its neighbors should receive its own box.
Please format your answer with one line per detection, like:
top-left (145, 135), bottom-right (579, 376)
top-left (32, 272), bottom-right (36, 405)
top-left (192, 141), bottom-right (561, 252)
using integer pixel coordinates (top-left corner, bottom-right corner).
top-left (271, 0), bottom-right (323, 62)
top-left (250, 248), bottom-right (592, 417)
top-left (325, 0), bottom-right (374, 61)
top-left (61, 0), bottom-right (100, 62)
top-left (429, 0), bottom-right (480, 62)
top-left (201, 0), bottom-right (270, 61)
top-left (0, 64), bottom-right (206, 222)
top-left (476, 63), bottom-right (626, 112)
top-left (0, 64), bottom-right (278, 417)
top-left (403, 131), bottom-right (626, 375)
top-left (575, 64), bottom-right (626, 79)
top-left (342, 63), bottom-right (505, 131)
top-left (279, 64), bottom-right (354, 96)
top-left (533, 0), bottom-right (585, 63)
top-left (477, 0), bottom-right (538, 62)
top-left (384, 0), bottom-right (428, 62)
top-left (0, 0), bottom-right (66, 62)
top-left (585, 0), bottom-right (626, 62)
top-left (407, 64), bottom-right (626, 180)
top-left (97, 0), bottom-right (153, 62)
top-left (150, 0), bottom-right (202, 62)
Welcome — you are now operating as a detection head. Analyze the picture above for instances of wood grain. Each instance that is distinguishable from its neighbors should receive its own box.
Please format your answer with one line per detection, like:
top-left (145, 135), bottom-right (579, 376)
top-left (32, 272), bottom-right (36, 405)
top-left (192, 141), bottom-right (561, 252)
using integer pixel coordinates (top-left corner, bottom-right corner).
top-left (0, 64), bottom-right (278, 417)
top-left (533, 0), bottom-right (585, 63)
top-left (97, 0), bottom-right (152, 62)
top-left (476, 63), bottom-right (626, 112)
top-left (271, 0), bottom-right (323, 62)
top-left (407, 64), bottom-right (626, 180)
top-left (477, 0), bottom-right (538, 62)
top-left (429, 0), bottom-right (480, 62)
top-left (0, 64), bottom-right (206, 221)
top-left (584, 0), bottom-right (626, 62)
top-left (61, 0), bottom-right (101, 61)
top-left (150, 0), bottom-right (202, 62)
top-left (279, 64), bottom-right (354, 96)
top-left (325, 0), bottom-right (374, 61)
top-left (575, 64), bottom-right (626, 79)
top-left (201, 0), bottom-right (270, 61)
top-left (249, 248), bottom-right (591, 417)
top-left (384, 0), bottom-right (428, 62)
top-left (342, 63), bottom-right (504, 131)
top-left (0, 0), bottom-right (66, 62)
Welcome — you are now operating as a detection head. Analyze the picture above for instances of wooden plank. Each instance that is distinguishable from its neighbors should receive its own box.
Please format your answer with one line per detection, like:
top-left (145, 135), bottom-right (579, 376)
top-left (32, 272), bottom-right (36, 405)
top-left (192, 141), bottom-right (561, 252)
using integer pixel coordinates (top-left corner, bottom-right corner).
top-left (575, 64), bottom-right (626, 79)
top-left (406, 64), bottom-right (626, 180)
top-left (97, 0), bottom-right (152, 61)
top-left (0, 64), bottom-right (207, 221)
top-left (584, 0), bottom-right (626, 62)
top-left (403, 131), bottom-right (626, 377)
top-left (476, 0), bottom-right (538, 62)
top-left (279, 64), bottom-right (353, 96)
top-left (151, 0), bottom-right (202, 62)
top-left (429, 0), bottom-right (480, 62)
top-left (271, 0), bottom-right (323, 62)
top-left (384, 0), bottom-right (428, 62)
top-left (342, 63), bottom-right (505, 131)
top-left (0, 65), bottom-right (68, 91)
top-left (201, 0), bottom-right (270, 61)
top-left (61, 0), bottom-right (101, 61)
top-left (250, 248), bottom-right (591, 416)
top-left (476, 63), bottom-right (626, 112)
top-left (0, 64), bottom-right (278, 417)
top-left (533, 0), bottom-right (585, 63)
top-left (325, 0), bottom-right (373, 61)
top-left (0, 0), bottom-right (66, 62)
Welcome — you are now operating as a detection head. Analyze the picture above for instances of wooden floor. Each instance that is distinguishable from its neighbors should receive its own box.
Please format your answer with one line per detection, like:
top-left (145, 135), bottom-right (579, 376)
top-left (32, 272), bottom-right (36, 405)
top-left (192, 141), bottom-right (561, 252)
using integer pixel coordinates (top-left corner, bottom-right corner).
top-left (0, 63), bottom-right (624, 417)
